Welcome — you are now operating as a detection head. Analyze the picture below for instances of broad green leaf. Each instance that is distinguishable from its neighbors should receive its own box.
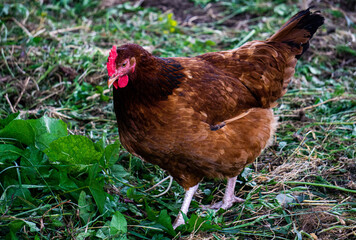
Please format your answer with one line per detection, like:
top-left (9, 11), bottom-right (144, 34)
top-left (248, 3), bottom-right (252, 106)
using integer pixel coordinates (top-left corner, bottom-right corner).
top-left (145, 202), bottom-right (157, 221)
top-left (76, 231), bottom-right (94, 240)
top-left (44, 135), bottom-right (102, 173)
top-left (186, 213), bottom-right (199, 231)
top-left (24, 220), bottom-right (40, 232)
top-left (157, 209), bottom-right (175, 236)
top-left (0, 119), bottom-right (35, 146)
top-left (110, 211), bottom-right (127, 235)
top-left (28, 116), bottom-right (68, 151)
top-left (102, 141), bottom-right (121, 167)
top-left (94, 138), bottom-right (105, 153)
top-left (9, 220), bottom-right (25, 240)
top-left (88, 162), bottom-right (101, 182)
top-left (0, 112), bottom-right (19, 129)
top-left (19, 146), bottom-right (49, 185)
top-left (95, 223), bottom-right (110, 239)
top-left (59, 171), bottom-right (78, 191)
top-left (110, 164), bottom-right (129, 179)
top-left (0, 115), bottom-right (67, 150)
top-left (89, 182), bottom-right (107, 214)
top-left (87, 163), bottom-right (109, 213)
top-left (78, 190), bottom-right (93, 223)
top-left (126, 187), bottom-right (144, 202)
top-left (0, 144), bottom-right (23, 163)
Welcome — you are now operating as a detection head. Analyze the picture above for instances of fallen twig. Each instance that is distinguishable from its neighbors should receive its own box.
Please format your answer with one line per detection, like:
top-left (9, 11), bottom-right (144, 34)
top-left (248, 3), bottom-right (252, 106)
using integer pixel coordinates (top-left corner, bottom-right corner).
top-left (36, 92), bottom-right (58, 104)
top-left (5, 93), bottom-right (15, 113)
top-left (11, 17), bottom-right (33, 38)
top-left (152, 176), bottom-right (173, 197)
top-left (49, 26), bottom-right (89, 35)
top-left (14, 77), bottom-right (30, 109)
top-left (33, 28), bottom-right (46, 38)
top-left (144, 175), bottom-right (173, 198)
top-left (300, 96), bottom-right (347, 111)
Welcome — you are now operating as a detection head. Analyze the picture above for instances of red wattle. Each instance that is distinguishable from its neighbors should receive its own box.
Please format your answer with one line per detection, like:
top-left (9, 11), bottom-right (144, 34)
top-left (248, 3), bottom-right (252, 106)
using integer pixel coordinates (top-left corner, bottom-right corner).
top-left (118, 75), bottom-right (129, 88)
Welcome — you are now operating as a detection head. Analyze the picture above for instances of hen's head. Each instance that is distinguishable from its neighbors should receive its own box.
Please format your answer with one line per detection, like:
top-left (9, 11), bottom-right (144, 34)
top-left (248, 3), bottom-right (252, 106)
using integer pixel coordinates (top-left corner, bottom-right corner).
top-left (107, 44), bottom-right (145, 89)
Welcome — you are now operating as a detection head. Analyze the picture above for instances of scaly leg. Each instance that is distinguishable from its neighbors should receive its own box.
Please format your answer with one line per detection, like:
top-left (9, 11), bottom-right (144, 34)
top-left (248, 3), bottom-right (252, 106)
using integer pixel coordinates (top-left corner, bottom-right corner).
top-left (203, 176), bottom-right (244, 210)
top-left (172, 183), bottom-right (199, 229)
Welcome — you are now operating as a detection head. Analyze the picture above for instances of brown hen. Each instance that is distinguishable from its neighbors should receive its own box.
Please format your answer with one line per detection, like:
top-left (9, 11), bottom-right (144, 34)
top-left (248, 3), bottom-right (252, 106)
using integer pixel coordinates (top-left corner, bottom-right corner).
top-left (106, 8), bottom-right (324, 228)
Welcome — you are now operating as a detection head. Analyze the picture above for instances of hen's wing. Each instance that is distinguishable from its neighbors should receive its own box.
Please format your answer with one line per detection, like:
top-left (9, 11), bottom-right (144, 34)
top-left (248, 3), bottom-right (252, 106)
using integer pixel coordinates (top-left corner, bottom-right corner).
top-left (175, 9), bottom-right (323, 126)
top-left (198, 41), bottom-right (296, 106)
top-left (170, 40), bottom-right (293, 127)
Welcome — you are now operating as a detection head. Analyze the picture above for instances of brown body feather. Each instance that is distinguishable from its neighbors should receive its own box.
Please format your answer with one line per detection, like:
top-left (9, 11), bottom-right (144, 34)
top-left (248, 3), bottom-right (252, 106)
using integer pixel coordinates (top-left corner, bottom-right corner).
top-left (112, 9), bottom-right (324, 189)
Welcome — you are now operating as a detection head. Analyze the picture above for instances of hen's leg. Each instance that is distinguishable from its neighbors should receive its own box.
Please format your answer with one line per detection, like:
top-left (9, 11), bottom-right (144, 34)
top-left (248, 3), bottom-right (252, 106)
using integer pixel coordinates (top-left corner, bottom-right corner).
top-left (204, 176), bottom-right (244, 210)
top-left (172, 184), bottom-right (199, 229)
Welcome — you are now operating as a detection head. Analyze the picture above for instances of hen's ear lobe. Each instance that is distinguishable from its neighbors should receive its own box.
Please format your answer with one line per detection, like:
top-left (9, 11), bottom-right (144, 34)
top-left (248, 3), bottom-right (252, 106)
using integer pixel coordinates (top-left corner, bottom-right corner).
top-left (130, 57), bottom-right (136, 73)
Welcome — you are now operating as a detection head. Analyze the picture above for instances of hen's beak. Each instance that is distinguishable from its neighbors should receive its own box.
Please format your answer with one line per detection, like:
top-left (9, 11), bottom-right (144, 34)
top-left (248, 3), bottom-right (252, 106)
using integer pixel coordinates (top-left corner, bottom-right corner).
top-left (108, 74), bottom-right (119, 88)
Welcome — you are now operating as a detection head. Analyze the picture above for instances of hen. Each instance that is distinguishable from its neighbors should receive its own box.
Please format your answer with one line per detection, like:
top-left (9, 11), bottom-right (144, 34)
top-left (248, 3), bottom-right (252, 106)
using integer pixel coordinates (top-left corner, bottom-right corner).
top-left (106, 9), bottom-right (324, 228)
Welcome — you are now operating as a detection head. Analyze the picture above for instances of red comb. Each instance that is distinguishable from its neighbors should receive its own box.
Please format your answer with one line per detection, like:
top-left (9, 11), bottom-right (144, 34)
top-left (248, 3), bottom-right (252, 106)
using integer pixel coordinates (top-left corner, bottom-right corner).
top-left (107, 45), bottom-right (117, 77)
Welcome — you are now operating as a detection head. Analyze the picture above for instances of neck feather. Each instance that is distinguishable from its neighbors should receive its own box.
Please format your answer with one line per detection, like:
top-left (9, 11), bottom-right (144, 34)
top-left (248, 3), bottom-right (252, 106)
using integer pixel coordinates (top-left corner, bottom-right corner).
top-left (113, 55), bottom-right (185, 129)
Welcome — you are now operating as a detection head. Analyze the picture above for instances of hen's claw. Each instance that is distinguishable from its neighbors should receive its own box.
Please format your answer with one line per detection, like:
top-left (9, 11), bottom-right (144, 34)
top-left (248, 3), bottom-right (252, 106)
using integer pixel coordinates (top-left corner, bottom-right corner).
top-left (201, 176), bottom-right (245, 211)
top-left (202, 196), bottom-right (245, 210)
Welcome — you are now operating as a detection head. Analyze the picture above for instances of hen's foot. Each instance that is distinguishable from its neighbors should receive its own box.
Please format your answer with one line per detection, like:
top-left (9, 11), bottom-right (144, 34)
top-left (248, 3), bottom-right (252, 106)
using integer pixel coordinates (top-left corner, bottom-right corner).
top-left (172, 214), bottom-right (185, 229)
top-left (172, 184), bottom-right (199, 229)
top-left (202, 176), bottom-right (244, 210)
top-left (202, 196), bottom-right (245, 210)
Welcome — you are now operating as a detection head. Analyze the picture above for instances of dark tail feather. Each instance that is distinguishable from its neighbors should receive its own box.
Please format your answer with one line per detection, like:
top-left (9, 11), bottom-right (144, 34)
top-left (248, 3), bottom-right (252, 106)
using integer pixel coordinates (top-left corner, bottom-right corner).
top-left (268, 8), bottom-right (324, 58)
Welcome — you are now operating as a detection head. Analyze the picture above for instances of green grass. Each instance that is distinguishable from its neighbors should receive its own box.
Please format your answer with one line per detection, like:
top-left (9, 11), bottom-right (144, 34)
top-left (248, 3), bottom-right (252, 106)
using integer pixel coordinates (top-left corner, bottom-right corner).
top-left (0, 0), bottom-right (355, 239)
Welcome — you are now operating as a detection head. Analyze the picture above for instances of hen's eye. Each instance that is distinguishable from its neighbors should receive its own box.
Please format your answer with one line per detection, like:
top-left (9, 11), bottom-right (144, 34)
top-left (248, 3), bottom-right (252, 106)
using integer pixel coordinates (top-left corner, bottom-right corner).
top-left (122, 63), bottom-right (127, 67)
